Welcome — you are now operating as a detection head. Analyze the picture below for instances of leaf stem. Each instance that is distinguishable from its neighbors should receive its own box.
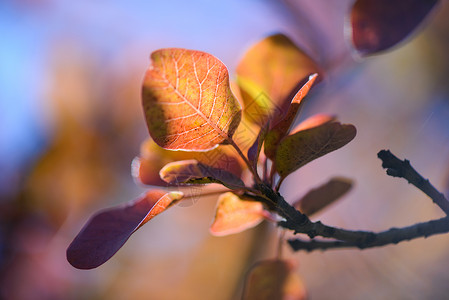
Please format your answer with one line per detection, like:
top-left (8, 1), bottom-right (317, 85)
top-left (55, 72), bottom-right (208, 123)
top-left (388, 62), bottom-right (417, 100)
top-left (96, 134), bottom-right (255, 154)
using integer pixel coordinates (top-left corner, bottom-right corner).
top-left (229, 139), bottom-right (263, 185)
top-left (262, 157), bottom-right (268, 183)
top-left (268, 161), bottom-right (277, 188)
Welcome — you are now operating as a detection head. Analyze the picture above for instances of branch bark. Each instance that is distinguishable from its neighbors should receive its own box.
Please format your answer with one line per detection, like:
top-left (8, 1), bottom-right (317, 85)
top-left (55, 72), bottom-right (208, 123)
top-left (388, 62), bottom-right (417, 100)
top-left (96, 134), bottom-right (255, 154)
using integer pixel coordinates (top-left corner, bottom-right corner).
top-left (377, 150), bottom-right (449, 215)
top-left (288, 217), bottom-right (449, 251)
top-left (266, 149), bottom-right (449, 252)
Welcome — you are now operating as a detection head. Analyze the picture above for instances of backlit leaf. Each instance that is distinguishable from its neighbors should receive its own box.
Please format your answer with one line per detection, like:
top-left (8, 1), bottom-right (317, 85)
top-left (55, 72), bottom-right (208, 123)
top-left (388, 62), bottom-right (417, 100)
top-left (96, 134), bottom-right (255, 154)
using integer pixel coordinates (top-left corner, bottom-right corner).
top-left (294, 177), bottom-right (353, 216)
top-left (349, 0), bottom-right (439, 56)
top-left (132, 138), bottom-right (243, 186)
top-left (159, 160), bottom-right (245, 189)
top-left (264, 73), bottom-right (318, 160)
top-left (210, 192), bottom-right (270, 236)
top-left (276, 121), bottom-right (356, 178)
top-left (243, 259), bottom-right (307, 300)
top-left (236, 34), bottom-right (321, 126)
top-left (142, 48), bottom-right (241, 151)
top-left (67, 190), bottom-right (183, 269)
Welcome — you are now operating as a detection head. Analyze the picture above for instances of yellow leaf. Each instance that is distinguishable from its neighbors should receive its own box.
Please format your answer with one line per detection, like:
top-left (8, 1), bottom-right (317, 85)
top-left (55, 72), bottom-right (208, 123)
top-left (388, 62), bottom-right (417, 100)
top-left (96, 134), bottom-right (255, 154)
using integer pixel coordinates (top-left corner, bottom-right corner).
top-left (236, 34), bottom-right (321, 125)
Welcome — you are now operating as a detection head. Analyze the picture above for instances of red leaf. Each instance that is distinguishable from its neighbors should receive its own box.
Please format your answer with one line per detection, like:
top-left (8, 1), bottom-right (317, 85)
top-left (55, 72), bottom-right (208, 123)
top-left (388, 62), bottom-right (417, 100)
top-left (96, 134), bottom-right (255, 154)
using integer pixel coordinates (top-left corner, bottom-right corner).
top-left (294, 177), bottom-right (353, 216)
top-left (349, 0), bottom-right (439, 56)
top-left (243, 259), bottom-right (307, 300)
top-left (142, 48), bottom-right (241, 151)
top-left (264, 73), bottom-right (318, 160)
top-left (66, 190), bottom-right (183, 269)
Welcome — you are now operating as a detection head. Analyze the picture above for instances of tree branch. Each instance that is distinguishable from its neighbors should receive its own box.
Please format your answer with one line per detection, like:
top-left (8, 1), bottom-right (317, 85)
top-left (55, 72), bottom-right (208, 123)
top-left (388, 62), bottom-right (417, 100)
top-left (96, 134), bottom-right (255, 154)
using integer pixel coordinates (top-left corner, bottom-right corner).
top-left (288, 217), bottom-right (449, 251)
top-left (263, 149), bottom-right (449, 252)
top-left (377, 150), bottom-right (449, 215)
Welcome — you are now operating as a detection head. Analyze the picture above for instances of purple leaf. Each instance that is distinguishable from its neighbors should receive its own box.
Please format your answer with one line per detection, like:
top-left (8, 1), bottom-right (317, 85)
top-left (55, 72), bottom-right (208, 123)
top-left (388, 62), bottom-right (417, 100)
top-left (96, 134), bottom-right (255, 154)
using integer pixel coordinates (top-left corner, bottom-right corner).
top-left (67, 190), bottom-right (183, 269)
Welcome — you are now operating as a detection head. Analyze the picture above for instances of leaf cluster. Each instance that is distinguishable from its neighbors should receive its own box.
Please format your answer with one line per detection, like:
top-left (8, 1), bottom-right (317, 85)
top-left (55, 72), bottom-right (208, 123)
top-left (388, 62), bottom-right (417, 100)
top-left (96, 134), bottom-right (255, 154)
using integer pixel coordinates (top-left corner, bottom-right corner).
top-left (67, 33), bottom-right (356, 269)
top-left (66, 1), bottom-right (444, 298)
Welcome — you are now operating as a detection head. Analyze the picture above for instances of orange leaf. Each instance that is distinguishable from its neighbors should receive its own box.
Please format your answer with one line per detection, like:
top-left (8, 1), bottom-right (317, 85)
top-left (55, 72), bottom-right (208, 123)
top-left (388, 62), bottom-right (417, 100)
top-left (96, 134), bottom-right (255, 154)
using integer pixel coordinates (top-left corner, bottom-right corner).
top-left (142, 48), bottom-right (241, 151)
top-left (132, 138), bottom-right (243, 186)
top-left (159, 160), bottom-right (245, 189)
top-left (66, 190), bottom-right (183, 269)
top-left (276, 121), bottom-right (356, 179)
top-left (236, 34), bottom-right (321, 126)
top-left (264, 73), bottom-right (318, 160)
top-left (210, 192), bottom-right (268, 236)
top-left (243, 259), bottom-right (307, 300)
top-left (294, 177), bottom-right (353, 216)
top-left (349, 0), bottom-right (439, 56)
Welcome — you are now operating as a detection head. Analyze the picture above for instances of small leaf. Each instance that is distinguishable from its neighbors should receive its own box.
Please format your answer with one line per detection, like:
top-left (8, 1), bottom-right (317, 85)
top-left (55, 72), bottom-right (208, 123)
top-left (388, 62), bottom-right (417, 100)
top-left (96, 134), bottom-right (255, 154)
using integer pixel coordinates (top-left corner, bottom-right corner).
top-left (294, 177), bottom-right (353, 216)
top-left (210, 192), bottom-right (269, 236)
top-left (236, 34), bottom-right (321, 125)
top-left (349, 0), bottom-right (439, 56)
top-left (132, 138), bottom-right (243, 186)
top-left (264, 73), bottom-right (318, 160)
top-left (159, 159), bottom-right (245, 189)
top-left (247, 122), bottom-right (269, 169)
top-left (67, 190), bottom-right (183, 269)
top-left (142, 48), bottom-right (241, 151)
top-left (276, 121), bottom-right (356, 178)
top-left (243, 259), bottom-right (307, 300)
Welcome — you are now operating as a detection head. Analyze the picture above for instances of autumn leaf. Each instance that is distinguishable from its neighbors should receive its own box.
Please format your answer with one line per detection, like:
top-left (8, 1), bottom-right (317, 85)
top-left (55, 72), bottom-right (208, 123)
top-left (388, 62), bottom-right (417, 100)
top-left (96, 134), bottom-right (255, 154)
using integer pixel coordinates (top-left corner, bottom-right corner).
top-left (142, 48), bottom-right (241, 151)
top-left (294, 177), bottom-right (353, 216)
top-left (276, 121), bottom-right (356, 179)
top-left (264, 73), bottom-right (318, 160)
top-left (349, 0), bottom-right (439, 56)
top-left (236, 34), bottom-right (321, 126)
top-left (159, 159), bottom-right (245, 189)
top-left (132, 138), bottom-right (243, 186)
top-left (66, 190), bottom-right (183, 269)
top-left (210, 192), bottom-right (272, 236)
top-left (243, 259), bottom-right (307, 300)
top-left (247, 123), bottom-right (269, 169)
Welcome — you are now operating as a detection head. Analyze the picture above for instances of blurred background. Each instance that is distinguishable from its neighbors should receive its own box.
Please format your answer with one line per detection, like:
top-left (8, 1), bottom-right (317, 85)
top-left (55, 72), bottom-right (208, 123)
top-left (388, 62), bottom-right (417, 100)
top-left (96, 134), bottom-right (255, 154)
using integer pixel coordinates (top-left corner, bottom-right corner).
top-left (1, 0), bottom-right (449, 299)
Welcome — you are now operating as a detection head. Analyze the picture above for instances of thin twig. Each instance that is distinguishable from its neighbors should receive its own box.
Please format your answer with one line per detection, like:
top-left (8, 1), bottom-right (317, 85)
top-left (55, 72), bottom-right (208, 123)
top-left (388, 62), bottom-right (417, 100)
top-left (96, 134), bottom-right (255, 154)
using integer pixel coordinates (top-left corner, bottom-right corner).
top-left (262, 150), bottom-right (449, 252)
top-left (288, 217), bottom-right (449, 251)
top-left (229, 139), bottom-right (263, 185)
top-left (378, 150), bottom-right (449, 215)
